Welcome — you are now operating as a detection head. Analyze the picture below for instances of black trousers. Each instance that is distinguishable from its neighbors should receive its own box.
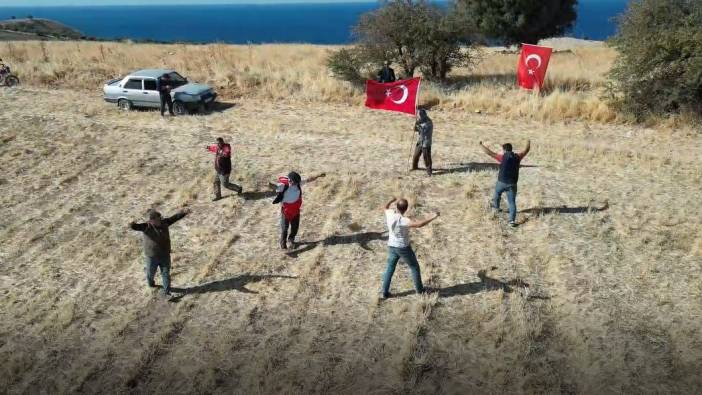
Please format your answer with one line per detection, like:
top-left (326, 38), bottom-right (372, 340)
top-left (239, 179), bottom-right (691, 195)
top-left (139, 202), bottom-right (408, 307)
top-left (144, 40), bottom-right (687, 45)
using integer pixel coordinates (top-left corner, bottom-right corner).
top-left (412, 144), bottom-right (432, 174)
top-left (160, 94), bottom-right (174, 115)
top-left (280, 215), bottom-right (300, 243)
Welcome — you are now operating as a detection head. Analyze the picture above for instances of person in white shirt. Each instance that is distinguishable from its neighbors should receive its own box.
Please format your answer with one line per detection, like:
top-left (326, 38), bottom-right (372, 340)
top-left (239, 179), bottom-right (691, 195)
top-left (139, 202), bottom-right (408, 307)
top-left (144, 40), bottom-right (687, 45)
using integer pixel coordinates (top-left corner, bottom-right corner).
top-left (380, 197), bottom-right (440, 299)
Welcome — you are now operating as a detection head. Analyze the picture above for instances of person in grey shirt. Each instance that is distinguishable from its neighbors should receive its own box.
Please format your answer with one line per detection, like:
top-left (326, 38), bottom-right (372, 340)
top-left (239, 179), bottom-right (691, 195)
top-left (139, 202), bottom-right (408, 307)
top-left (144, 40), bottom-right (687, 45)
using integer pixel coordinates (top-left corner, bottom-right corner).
top-left (129, 208), bottom-right (190, 296)
top-left (412, 109), bottom-right (433, 176)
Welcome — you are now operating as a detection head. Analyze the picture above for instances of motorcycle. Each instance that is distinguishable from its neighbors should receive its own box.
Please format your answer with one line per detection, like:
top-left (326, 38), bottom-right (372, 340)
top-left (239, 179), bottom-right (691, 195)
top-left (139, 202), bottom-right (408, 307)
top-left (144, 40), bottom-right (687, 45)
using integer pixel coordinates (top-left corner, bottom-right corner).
top-left (0, 65), bottom-right (20, 87)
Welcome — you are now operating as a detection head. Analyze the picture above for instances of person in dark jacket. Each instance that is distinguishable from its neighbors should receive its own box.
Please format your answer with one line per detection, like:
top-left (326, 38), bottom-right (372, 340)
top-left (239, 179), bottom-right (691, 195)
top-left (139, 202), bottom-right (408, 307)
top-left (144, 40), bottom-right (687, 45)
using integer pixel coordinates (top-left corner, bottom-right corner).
top-left (479, 140), bottom-right (531, 227)
top-left (412, 109), bottom-right (433, 176)
top-left (129, 208), bottom-right (190, 295)
top-left (377, 61), bottom-right (396, 83)
top-left (206, 137), bottom-right (242, 201)
top-left (158, 73), bottom-right (175, 117)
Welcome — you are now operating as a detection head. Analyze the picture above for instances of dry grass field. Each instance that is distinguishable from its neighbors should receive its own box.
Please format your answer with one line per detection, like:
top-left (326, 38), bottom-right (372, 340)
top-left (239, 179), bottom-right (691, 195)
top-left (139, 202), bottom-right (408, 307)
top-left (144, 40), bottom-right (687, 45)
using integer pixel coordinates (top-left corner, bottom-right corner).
top-left (1, 40), bottom-right (619, 123)
top-left (1, 41), bottom-right (702, 394)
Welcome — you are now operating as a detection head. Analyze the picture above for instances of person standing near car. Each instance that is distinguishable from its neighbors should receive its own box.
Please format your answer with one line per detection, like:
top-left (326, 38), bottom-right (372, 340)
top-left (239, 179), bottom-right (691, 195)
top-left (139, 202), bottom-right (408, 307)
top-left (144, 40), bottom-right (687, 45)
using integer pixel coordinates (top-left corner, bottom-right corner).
top-left (158, 73), bottom-right (175, 117)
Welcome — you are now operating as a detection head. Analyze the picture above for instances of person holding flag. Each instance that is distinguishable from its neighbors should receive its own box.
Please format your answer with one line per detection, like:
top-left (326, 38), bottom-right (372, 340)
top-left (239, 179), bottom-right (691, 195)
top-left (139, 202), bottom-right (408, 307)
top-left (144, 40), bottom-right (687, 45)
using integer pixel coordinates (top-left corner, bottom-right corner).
top-left (272, 171), bottom-right (326, 250)
top-left (377, 61), bottom-right (396, 83)
top-left (479, 140), bottom-right (531, 227)
top-left (411, 109), bottom-right (433, 176)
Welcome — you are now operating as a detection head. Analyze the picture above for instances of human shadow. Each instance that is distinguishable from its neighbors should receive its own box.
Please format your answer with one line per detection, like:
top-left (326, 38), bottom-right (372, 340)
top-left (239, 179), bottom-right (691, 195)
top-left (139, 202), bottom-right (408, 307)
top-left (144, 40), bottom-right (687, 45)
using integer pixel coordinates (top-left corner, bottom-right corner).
top-left (520, 201), bottom-right (609, 216)
top-left (169, 274), bottom-right (296, 301)
top-left (287, 231), bottom-right (388, 258)
top-left (432, 162), bottom-right (538, 176)
top-left (387, 270), bottom-right (529, 299)
top-left (241, 190), bottom-right (276, 201)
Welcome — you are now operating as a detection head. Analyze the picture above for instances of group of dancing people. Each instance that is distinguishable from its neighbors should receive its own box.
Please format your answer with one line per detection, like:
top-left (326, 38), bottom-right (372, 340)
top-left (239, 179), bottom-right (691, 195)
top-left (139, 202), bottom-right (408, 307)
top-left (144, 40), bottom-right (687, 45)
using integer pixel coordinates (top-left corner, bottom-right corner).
top-left (129, 110), bottom-right (531, 299)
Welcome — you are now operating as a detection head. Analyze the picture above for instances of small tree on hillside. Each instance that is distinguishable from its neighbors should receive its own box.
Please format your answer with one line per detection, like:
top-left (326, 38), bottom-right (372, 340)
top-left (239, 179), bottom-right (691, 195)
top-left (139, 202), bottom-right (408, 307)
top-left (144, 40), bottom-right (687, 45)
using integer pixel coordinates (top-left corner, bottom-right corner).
top-left (608, 0), bottom-right (702, 120)
top-left (455, 0), bottom-right (577, 46)
top-left (328, 0), bottom-right (476, 83)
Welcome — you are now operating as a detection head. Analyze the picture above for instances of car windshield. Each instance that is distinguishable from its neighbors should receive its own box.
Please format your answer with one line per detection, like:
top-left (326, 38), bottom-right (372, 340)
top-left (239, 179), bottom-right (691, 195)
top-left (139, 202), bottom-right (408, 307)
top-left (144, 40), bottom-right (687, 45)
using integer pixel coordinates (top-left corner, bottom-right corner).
top-left (166, 72), bottom-right (188, 88)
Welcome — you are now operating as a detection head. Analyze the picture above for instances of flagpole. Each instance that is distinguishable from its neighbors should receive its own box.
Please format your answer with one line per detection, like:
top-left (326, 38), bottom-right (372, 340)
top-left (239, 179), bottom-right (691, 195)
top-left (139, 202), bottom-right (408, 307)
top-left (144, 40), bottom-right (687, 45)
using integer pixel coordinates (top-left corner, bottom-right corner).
top-left (408, 77), bottom-right (421, 173)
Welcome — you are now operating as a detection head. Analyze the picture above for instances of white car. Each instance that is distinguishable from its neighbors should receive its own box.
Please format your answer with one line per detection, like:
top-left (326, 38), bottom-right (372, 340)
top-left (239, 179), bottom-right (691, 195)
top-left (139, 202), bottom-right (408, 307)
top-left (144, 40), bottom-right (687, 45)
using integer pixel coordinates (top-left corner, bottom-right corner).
top-left (103, 69), bottom-right (217, 114)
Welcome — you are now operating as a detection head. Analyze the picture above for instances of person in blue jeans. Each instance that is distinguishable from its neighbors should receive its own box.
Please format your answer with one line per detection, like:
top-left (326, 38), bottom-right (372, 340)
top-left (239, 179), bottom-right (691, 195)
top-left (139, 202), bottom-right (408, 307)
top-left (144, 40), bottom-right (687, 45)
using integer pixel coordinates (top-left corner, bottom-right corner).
top-left (479, 140), bottom-right (531, 227)
top-left (129, 208), bottom-right (190, 296)
top-left (380, 197), bottom-right (440, 299)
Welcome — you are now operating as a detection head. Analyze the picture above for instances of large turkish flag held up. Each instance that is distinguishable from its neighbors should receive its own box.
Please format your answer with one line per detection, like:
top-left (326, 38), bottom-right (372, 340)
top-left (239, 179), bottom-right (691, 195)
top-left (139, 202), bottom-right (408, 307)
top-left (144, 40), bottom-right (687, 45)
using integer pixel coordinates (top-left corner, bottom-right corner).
top-left (365, 77), bottom-right (421, 115)
top-left (517, 44), bottom-right (553, 90)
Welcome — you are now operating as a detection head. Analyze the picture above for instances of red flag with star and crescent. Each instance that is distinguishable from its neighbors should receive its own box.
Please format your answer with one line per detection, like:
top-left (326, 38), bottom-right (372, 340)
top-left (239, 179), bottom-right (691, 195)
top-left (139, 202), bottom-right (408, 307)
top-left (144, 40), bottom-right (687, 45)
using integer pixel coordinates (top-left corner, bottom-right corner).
top-left (365, 77), bottom-right (421, 115)
top-left (517, 44), bottom-right (552, 90)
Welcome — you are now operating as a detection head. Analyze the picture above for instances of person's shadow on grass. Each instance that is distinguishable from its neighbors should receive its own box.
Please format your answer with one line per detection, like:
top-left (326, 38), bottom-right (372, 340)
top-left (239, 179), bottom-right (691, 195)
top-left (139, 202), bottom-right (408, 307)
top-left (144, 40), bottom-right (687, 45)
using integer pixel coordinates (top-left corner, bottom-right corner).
top-left (287, 231), bottom-right (388, 258)
top-left (387, 270), bottom-right (533, 299)
top-left (169, 274), bottom-right (296, 302)
top-left (520, 200), bottom-right (609, 216)
top-left (432, 162), bottom-right (538, 176)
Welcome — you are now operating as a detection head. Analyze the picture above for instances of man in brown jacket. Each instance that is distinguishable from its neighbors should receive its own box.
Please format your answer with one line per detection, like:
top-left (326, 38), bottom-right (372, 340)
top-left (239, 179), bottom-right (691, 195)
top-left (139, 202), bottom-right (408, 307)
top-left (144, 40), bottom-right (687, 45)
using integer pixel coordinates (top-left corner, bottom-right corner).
top-left (129, 208), bottom-right (190, 296)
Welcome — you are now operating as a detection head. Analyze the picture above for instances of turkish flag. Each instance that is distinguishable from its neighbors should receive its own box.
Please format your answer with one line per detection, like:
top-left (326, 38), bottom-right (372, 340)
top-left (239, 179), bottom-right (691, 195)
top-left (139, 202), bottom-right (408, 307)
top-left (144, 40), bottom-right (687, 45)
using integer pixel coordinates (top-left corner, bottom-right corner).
top-left (517, 44), bottom-right (553, 90)
top-left (365, 77), bottom-right (421, 115)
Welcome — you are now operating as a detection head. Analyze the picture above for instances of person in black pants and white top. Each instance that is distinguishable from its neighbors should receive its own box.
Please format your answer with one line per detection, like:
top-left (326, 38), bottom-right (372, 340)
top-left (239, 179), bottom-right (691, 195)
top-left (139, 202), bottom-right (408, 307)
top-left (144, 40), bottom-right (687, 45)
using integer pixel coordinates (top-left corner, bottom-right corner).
top-left (272, 171), bottom-right (325, 250)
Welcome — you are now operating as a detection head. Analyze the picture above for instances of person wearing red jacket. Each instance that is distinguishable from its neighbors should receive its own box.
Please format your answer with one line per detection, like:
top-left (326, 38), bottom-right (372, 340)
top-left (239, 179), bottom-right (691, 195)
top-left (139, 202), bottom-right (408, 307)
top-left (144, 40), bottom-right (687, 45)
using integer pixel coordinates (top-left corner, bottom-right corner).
top-left (206, 137), bottom-right (242, 201)
top-left (272, 171), bottom-right (325, 249)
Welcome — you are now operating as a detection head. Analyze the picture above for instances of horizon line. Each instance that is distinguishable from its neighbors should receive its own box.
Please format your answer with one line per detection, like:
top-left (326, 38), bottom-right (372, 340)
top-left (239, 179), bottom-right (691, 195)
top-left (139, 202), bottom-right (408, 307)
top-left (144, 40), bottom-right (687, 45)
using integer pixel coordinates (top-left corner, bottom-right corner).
top-left (0, 0), bottom-right (383, 7)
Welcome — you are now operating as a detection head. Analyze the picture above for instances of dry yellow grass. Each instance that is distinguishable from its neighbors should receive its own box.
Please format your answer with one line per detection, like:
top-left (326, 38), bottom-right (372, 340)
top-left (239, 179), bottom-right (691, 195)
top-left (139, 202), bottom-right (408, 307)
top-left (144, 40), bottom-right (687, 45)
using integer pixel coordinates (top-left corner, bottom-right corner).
top-left (1, 40), bottom-right (701, 394)
top-left (1, 40), bottom-right (619, 123)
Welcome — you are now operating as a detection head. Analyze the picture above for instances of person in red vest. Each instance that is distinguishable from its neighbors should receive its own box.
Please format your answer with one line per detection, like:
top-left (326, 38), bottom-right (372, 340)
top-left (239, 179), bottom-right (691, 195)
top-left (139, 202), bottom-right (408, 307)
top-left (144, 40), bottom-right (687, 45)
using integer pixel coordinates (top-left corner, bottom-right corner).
top-left (479, 140), bottom-right (531, 227)
top-left (206, 137), bottom-right (242, 201)
top-left (272, 171), bottom-right (325, 249)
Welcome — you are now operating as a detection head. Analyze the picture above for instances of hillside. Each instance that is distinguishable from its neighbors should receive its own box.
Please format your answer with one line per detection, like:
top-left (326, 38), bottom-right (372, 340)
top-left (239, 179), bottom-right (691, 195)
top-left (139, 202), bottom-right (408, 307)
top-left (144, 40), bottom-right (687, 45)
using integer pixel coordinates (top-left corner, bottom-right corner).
top-left (0, 18), bottom-right (82, 40)
top-left (1, 42), bottom-right (701, 393)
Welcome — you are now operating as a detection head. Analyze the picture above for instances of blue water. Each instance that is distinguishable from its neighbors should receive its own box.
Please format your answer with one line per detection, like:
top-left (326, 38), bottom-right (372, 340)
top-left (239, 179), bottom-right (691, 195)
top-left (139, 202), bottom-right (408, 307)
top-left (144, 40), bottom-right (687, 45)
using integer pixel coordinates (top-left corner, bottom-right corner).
top-left (0, 1), bottom-right (628, 44)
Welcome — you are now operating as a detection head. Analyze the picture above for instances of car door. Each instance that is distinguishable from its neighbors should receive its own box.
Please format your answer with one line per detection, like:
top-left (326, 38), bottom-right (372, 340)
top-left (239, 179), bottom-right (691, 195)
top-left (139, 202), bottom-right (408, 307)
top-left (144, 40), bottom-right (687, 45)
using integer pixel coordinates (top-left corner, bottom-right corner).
top-left (142, 79), bottom-right (161, 108)
top-left (122, 78), bottom-right (144, 106)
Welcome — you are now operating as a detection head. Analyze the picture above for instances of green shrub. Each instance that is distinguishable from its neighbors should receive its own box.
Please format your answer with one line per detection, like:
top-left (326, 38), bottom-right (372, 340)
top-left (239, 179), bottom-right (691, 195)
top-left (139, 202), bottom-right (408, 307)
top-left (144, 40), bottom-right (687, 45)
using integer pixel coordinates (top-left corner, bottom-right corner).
top-left (608, 0), bottom-right (702, 120)
top-left (326, 48), bottom-right (366, 86)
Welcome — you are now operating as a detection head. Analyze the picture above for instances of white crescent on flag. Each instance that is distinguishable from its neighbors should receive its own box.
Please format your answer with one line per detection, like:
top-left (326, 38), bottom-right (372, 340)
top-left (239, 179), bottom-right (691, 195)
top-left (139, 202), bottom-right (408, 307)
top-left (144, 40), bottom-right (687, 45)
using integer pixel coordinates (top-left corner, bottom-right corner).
top-left (385, 85), bottom-right (409, 104)
top-left (525, 54), bottom-right (542, 74)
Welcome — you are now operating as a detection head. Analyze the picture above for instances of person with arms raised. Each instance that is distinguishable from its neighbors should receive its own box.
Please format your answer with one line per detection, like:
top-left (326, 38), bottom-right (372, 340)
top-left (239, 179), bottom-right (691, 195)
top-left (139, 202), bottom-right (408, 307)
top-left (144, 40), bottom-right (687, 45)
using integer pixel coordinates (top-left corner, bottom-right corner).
top-left (479, 140), bottom-right (531, 227)
top-left (206, 137), bottom-right (242, 201)
top-left (272, 171), bottom-right (326, 250)
top-left (380, 197), bottom-right (439, 299)
top-left (129, 208), bottom-right (190, 297)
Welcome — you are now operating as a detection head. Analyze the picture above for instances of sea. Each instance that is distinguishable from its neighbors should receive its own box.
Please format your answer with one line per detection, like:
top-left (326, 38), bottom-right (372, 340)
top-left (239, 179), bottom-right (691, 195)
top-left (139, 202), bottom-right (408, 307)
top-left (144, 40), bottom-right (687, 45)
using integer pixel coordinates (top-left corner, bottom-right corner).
top-left (0, 1), bottom-right (628, 44)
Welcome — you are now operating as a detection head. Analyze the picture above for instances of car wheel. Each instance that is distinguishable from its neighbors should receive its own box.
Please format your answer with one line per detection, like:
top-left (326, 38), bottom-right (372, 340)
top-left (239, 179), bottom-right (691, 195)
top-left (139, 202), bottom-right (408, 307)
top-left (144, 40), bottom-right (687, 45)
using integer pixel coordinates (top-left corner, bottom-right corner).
top-left (5, 75), bottom-right (19, 87)
top-left (198, 102), bottom-right (207, 114)
top-left (173, 101), bottom-right (187, 116)
top-left (118, 99), bottom-right (132, 111)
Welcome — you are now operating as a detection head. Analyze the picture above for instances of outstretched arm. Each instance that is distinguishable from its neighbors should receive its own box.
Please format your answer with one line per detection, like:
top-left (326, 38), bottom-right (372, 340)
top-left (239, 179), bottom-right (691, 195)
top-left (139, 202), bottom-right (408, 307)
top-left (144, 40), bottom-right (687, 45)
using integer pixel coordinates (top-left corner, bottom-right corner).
top-left (165, 208), bottom-right (190, 225)
top-left (479, 141), bottom-right (500, 160)
top-left (409, 212), bottom-right (440, 229)
top-left (383, 197), bottom-right (397, 211)
top-left (129, 221), bottom-right (147, 231)
top-left (304, 173), bottom-right (326, 183)
top-left (519, 139), bottom-right (531, 158)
